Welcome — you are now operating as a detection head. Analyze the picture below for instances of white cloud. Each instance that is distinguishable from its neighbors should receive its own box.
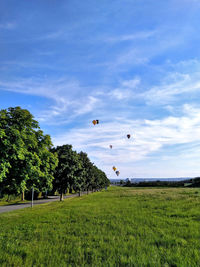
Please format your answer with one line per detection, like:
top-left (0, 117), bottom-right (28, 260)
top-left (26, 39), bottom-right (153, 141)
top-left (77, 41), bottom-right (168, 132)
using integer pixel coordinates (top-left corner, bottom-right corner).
top-left (0, 77), bottom-right (104, 123)
top-left (104, 31), bottom-right (156, 43)
top-left (99, 77), bottom-right (140, 100)
top-left (0, 22), bottom-right (16, 30)
top-left (0, 77), bottom-right (77, 104)
top-left (72, 96), bottom-right (100, 116)
top-left (53, 103), bottom-right (200, 177)
top-left (104, 25), bottom-right (195, 72)
top-left (111, 49), bottom-right (149, 69)
top-left (37, 95), bottom-right (102, 124)
top-left (143, 72), bottom-right (200, 105)
top-left (109, 89), bottom-right (131, 100)
top-left (37, 30), bottom-right (63, 41)
top-left (121, 78), bottom-right (140, 88)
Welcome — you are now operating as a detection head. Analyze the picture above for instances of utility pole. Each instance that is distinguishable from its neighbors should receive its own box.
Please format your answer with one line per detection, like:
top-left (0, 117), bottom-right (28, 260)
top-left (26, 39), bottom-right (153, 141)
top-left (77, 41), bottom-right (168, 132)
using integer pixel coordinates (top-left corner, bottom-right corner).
top-left (31, 187), bottom-right (34, 208)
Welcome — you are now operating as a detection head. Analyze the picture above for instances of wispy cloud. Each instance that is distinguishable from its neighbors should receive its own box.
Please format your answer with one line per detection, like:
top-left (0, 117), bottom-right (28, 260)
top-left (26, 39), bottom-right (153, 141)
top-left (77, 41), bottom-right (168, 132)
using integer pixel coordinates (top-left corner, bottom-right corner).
top-left (73, 96), bottom-right (100, 116)
top-left (104, 24), bottom-right (195, 72)
top-left (105, 60), bottom-right (200, 106)
top-left (104, 31), bottom-right (156, 43)
top-left (96, 77), bottom-right (140, 100)
top-left (2, 58), bottom-right (200, 126)
top-left (121, 78), bottom-right (140, 88)
top-left (143, 72), bottom-right (200, 105)
top-left (53, 103), bottom-right (200, 177)
top-left (0, 77), bottom-right (103, 123)
top-left (0, 22), bottom-right (16, 30)
top-left (36, 30), bottom-right (63, 41)
top-left (109, 49), bottom-right (149, 70)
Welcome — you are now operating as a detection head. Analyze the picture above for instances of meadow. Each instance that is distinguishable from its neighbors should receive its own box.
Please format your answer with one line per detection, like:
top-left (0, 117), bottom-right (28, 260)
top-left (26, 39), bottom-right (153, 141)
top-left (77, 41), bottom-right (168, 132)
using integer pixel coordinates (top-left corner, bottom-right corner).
top-left (0, 187), bottom-right (199, 267)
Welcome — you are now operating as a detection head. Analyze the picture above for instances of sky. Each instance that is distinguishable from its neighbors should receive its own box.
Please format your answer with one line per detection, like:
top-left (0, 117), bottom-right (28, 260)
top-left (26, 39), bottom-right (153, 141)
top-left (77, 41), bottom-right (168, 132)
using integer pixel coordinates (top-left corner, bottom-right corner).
top-left (1, 0), bottom-right (200, 178)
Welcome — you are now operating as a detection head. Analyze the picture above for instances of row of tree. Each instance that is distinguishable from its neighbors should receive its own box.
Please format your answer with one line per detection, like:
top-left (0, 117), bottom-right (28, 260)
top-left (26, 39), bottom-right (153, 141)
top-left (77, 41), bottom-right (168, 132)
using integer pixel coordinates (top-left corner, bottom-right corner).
top-left (0, 107), bottom-right (110, 201)
top-left (51, 145), bottom-right (109, 200)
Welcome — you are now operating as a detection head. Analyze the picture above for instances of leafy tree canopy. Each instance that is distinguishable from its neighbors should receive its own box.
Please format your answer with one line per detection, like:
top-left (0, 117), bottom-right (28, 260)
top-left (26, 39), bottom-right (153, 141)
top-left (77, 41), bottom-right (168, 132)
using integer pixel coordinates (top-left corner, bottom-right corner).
top-left (0, 107), bottom-right (58, 195)
top-left (51, 145), bottom-right (82, 200)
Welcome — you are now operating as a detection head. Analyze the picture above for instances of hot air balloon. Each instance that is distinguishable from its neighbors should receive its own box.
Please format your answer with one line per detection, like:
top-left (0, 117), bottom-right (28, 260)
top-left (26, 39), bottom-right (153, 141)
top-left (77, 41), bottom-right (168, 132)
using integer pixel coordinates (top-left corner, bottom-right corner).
top-left (109, 145), bottom-right (113, 149)
top-left (116, 171), bottom-right (120, 176)
top-left (92, 120), bottom-right (99, 125)
top-left (113, 166), bottom-right (117, 171)
top-left (127, 134), bottom-right (131, 139)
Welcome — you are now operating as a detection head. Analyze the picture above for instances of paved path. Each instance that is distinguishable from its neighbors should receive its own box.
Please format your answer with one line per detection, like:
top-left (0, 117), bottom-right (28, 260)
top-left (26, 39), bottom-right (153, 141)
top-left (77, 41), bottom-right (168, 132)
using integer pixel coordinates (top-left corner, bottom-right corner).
top-left (0, 192), bottom-right (90, 214)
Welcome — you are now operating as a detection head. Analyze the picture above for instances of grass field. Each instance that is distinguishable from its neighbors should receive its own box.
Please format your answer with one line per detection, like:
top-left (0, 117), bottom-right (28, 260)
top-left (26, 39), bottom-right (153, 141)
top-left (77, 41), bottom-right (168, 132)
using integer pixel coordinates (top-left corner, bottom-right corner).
top-left (0, 187), bottom-right (199, 267)
top-left (0, 197), bottom-right (29, 206)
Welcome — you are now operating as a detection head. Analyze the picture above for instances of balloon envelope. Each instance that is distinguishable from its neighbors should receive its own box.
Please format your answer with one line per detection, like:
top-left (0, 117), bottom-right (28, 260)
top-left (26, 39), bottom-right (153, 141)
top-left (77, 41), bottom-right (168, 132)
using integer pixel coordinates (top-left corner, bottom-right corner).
top-left (92, 120), bottom-right (99, 125)
top-left (110, 145), bottom-right (113, 149)
top-left (113, 166), bottom-right (116, 171)
top-left (127, 134), bottom-right (131, 139)
top-left (116, 171), bottom-right (120, 176)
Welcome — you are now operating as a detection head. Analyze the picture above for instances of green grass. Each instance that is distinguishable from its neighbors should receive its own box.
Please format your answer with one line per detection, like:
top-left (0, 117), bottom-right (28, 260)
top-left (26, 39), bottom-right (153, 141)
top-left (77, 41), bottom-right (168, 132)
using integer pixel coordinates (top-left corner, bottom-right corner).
top-left (0, 187), bottom-right (199, 267)
top-left (0, 196), bottom-right (29, 206)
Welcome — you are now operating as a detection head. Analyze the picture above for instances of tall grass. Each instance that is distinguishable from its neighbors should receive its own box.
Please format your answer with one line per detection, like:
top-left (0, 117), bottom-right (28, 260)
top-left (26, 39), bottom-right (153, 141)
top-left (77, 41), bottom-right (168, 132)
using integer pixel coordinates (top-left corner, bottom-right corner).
top-left (0, 187), bottom-right (199, 266)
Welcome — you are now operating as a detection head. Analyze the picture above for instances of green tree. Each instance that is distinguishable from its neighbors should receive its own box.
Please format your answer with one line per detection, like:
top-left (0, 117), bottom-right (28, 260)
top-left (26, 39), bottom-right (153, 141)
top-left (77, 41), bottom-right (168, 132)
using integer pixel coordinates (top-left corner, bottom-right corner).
top-left (51, 145), bottom-right (82, 200)
top-left (78, 152), bottom-right (94, 194)
top-left (0, 107), bottom-right (58, 199)
top-left (91, 165), bottom-right (110, 191)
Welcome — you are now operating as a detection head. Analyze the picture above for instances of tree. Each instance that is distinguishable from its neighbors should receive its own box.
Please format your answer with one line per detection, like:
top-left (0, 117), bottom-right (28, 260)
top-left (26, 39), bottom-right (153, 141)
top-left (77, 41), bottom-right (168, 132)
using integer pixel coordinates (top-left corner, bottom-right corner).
top-left (78, 152), bottom-right (94, 194)
top-left (125, 180), bottom-right (132, 187)
top-left (91, 165), bottom-right (110, 191)
top-left (51, 145), bottom-right (82, 201)
top-left (51, 146), bottom-right (110, 199)
top-left (0, 107), bottom-right (58, 199)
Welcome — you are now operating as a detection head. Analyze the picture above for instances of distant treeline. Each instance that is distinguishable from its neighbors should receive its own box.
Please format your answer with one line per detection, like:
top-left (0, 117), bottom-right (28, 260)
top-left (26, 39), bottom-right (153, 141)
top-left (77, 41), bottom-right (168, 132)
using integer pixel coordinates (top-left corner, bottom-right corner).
top-left (122, 177), bottom-right (200, 187)
top-left (0, 107), bottom-right (110, 201)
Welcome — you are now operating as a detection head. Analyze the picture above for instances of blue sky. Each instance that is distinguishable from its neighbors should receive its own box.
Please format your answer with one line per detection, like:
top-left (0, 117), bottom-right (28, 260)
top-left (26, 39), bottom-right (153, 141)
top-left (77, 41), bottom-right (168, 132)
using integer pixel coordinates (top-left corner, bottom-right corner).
top-left (1, 0), bottom-right (200, 178)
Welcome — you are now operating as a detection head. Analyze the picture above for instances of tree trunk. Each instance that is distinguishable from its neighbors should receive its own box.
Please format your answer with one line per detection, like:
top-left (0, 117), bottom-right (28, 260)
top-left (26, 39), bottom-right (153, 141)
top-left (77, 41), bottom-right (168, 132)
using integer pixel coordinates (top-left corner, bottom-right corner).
top-left (78, 191), bottom-right (81, 197)
top-left (21, 191), bottom-right (25, 201)
top-left (87, 190), bottom-right (89, 195)
top-left (60, 192), bottom-right (64, 201)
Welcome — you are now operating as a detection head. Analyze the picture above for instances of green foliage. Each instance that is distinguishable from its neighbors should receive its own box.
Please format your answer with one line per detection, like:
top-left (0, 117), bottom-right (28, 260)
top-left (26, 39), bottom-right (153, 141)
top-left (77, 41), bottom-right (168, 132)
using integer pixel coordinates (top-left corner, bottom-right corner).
top-left (0, 106), bottom-right (109, 200)
top-left (78, 151), bottom-right (94, 191)
top-left (51, 146), bottom-right (110, 200)
top-left (124, 177), bottom-right (200, 188)
top-left (91, 165), bottom-right (110, 190)
top-left (190, 177), bottom-right (200, 187)
top-left (51, 145), bottom-right (81, 198)
top-left (0, 187), bottom-right (199, 266)
top-left (0, 107), bottom-right (58, 195)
